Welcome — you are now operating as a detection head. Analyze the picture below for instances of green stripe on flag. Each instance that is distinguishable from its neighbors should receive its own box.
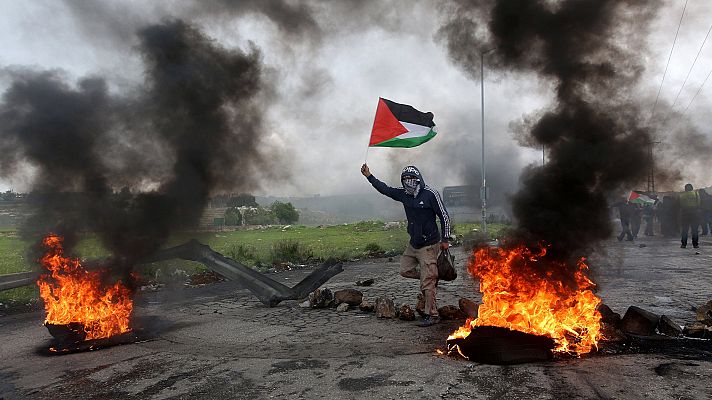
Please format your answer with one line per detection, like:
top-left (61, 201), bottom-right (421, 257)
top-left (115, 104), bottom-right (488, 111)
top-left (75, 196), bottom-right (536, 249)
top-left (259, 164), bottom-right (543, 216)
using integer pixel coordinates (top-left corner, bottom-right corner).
top-left (371, 128), bottom-right (437, 148)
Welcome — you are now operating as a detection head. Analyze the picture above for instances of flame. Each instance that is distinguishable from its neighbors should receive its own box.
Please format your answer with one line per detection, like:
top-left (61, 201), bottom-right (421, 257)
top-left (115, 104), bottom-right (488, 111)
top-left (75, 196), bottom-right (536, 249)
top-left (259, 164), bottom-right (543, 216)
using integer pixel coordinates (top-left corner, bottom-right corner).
top-left (37, 234), bottom-right (133, 340)
top-left (449, 245), bottom-right (601, 355)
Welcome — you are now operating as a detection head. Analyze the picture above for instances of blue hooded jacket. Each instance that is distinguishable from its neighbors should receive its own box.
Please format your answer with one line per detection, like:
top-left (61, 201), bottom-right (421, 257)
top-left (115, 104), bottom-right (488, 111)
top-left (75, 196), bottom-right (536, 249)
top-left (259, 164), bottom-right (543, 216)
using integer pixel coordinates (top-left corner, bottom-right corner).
top-left (367, 166), bottom-right (451, 249)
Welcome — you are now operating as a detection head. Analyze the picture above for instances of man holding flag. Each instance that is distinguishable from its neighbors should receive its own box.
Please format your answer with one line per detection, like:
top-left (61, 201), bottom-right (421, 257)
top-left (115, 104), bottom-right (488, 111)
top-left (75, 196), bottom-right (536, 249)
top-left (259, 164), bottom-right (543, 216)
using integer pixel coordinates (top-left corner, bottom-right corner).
top-left (360, 98), bottom-right (450, 327)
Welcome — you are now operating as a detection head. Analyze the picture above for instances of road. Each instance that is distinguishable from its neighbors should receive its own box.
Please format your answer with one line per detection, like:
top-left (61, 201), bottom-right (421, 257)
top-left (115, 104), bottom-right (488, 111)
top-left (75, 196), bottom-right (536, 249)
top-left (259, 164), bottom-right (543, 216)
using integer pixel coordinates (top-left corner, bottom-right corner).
top-left (1, 235), bottom-right (711, 399)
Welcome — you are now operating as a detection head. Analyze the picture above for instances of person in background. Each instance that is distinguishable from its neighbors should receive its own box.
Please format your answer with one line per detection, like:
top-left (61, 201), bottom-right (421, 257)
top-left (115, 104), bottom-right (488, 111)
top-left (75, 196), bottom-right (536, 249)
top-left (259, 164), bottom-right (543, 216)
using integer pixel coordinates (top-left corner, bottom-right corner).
top-left (361, 163), bottom-right (451, 327)
top-left (699, 188), bottom-right (712, 236)
top-left (614, 197), bottom-right (634, 241)
top-left (631, 203), bottom-right (642, 239)
top-left (678, 183), bottom-right (701, 249)
top-left (643, 199), bottom-right (657, 237)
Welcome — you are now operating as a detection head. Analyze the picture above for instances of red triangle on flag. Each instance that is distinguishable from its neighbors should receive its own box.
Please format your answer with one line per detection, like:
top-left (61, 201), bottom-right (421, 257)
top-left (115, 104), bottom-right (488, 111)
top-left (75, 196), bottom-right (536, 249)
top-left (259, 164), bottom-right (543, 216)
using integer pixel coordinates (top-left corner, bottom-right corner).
top-left (369, 98), bottom-right (408, 146)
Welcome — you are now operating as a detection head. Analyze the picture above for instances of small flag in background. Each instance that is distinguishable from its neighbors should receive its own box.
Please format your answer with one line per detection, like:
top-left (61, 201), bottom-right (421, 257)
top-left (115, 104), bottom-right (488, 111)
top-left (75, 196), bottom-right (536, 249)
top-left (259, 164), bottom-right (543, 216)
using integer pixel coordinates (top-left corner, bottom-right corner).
top-left (369, 98), bottom-right (437, 148)
top-left (628, 191), bottom-right (655, 205)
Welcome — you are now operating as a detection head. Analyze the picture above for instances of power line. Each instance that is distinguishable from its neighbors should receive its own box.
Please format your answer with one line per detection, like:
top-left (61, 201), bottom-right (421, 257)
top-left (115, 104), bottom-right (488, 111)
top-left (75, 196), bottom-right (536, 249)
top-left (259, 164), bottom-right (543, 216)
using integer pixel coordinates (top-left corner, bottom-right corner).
top-left (649, 0), bottom-right (689, 122)
top-left (671, 22), bottom-right (712, 110)
top-left (682, 66), bottom-right (712, 115)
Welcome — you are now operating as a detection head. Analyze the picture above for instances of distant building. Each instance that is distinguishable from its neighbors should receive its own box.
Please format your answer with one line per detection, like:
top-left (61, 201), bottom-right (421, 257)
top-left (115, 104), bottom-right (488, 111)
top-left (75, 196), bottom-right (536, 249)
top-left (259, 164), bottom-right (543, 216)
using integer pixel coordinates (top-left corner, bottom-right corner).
top-left (442, 185), bottom-right (479, 208)
top-left (442, 185), bottom-right (509, 223)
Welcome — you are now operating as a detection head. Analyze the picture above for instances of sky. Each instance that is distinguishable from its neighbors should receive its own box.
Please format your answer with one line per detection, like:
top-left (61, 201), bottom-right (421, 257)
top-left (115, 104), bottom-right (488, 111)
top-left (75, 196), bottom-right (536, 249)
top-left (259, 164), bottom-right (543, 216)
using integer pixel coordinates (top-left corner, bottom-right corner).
top-left (0, 0), bottom-right (710, 198)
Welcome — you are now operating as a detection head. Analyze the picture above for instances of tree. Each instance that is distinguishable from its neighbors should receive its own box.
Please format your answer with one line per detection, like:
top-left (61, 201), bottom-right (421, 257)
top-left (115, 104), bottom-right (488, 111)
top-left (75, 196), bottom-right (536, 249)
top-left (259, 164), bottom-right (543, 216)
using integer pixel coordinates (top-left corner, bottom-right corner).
top-left (225, 207), bottom-right (242, 226)
top-left (243, 207), bottom-right (276, 225)
top-left (1, 190), bottom-right (15, 201)
top-left (271, 201), bottom-right (299, 224)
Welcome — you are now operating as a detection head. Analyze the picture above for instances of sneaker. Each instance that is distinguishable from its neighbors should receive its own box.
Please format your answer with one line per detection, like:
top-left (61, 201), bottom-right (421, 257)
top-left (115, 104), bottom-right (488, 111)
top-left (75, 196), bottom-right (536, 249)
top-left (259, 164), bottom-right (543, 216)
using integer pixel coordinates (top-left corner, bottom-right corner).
top-left (417, 315), bottom-right (440, 327)
top-left (681, 244), bottom-right (687, 248)
top-left (693, 244), bottom-right (699, 249)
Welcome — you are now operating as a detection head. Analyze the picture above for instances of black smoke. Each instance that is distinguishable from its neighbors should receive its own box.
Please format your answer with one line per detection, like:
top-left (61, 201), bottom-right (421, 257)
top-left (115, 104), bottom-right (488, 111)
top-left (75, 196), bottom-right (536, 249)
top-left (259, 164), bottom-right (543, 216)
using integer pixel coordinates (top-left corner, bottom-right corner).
top-left (439, 0), bottom-right (661, 263)
top-left (0, 20), bottom-right (278, 267)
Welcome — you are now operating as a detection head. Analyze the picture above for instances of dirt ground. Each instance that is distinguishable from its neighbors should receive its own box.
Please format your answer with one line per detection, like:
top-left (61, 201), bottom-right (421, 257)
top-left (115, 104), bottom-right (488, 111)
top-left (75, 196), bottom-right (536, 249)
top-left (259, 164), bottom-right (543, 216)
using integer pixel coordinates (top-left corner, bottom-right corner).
top-left (1, 235), bottom-right (711, 399)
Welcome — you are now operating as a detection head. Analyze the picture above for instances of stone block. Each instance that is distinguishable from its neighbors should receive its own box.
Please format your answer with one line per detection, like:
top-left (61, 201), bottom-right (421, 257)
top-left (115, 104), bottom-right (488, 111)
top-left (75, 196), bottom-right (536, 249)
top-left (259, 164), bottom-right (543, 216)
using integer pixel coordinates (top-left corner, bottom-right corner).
top-left (398, 304), bottom-right (415, 321)
top-left (657, 315), bottom-right (682, 337)
top-left (334, 289), bottom-right (363, 306)
top-left (458, 298), bottom-right (479, 319)
top-left (597, 303), bottom-right (622, 326)
top-left (438, 305), bottom-right (466, 320)
top-left (620, 306), bottom-right (659, 336)
top-left (358, 299), bottom-right (374, 312)
top-left (375, 297), bottom-right (396, 318)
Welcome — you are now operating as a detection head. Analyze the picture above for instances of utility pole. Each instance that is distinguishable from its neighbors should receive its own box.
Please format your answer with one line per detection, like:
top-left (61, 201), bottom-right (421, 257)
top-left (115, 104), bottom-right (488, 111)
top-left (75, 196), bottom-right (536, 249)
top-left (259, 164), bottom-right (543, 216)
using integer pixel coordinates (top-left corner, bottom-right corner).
top-left (480, 49), bottom-right (495, 237)
top-left (646, 140), bottom-right (661, 193)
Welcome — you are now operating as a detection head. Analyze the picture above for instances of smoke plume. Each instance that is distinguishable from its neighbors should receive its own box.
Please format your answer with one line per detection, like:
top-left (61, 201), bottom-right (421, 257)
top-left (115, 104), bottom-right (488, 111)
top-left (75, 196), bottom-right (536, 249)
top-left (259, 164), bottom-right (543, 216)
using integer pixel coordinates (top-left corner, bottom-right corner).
top-left (0, 20), bottom-right (278, 266)
top-left (439, 0), bottom-right (661, 262)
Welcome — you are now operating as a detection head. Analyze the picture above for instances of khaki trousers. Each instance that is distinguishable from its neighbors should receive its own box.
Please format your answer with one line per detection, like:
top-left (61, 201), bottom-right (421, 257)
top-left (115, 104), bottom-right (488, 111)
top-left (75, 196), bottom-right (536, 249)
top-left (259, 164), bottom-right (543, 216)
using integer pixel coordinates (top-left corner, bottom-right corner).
top-left (400, 243), bottom-right (439, 317)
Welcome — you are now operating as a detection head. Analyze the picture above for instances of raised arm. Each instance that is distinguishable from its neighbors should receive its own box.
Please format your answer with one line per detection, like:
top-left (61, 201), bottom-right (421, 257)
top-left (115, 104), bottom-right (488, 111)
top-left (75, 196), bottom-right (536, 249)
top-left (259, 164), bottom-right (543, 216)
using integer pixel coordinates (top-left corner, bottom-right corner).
top-left (361, 164), bottom-right (403, 201)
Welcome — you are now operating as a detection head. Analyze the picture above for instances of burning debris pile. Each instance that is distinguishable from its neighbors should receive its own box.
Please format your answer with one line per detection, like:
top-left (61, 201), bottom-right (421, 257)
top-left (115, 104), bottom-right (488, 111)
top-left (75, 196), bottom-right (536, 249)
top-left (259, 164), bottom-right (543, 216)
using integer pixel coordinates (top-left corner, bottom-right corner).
top-left (37, 234), bottom-right (136, 352)
top-left (447, 246), bottom-right (601, 361)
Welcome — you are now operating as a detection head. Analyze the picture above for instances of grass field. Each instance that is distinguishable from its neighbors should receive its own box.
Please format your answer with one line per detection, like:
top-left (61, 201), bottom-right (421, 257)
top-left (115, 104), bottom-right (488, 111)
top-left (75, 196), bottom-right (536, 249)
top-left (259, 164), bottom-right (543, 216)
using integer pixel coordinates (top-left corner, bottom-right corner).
top-left (0, 221), bottom-right (508, 306)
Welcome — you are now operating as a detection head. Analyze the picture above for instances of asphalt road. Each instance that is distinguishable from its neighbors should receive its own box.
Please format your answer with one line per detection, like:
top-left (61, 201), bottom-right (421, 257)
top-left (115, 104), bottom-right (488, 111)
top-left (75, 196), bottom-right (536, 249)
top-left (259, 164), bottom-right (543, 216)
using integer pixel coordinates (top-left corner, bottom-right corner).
top-left (1, 235), bottom-right (711, 399)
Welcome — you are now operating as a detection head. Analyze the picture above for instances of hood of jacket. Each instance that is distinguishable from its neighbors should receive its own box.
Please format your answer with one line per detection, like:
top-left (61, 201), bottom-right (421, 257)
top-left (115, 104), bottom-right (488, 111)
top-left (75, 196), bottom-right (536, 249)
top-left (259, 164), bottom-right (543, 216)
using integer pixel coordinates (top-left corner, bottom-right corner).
top-left (401, 165), bottom-right (424, 197)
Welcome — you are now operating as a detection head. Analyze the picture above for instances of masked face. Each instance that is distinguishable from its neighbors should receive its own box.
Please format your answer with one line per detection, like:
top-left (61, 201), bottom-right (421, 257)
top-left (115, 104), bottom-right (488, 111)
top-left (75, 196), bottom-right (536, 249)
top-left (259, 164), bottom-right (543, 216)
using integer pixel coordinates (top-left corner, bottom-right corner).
top-left (402, 177), bottom-right (420, 196)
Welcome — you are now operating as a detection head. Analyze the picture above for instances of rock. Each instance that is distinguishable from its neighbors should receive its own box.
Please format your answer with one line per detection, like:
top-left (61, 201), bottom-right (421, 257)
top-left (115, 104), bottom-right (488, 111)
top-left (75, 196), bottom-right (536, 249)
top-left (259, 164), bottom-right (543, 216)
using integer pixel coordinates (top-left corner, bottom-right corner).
top-left (683, 322), bottom-right (712, 338)
top-left (416, 293), bottom-right (426, 317)
top-left (458, 298), bottom-right (479, 319)
top-left (359, 299), bottom-right (375, 312)
top-left (384, 221), bottom-right (400, 230)
top-left (597, 303), bottom-right (622, 326)
top-left (657, 315), bottom-right (683, 337)
top-left (399, 304), bottom-right (415, 321)
top-left (355, 278), bottom-right (375, 287)
top-left (334, 289), bottom-right (363, 306)
top-left (599, 322), bottom-right (627, 343)
top-left (336, 303), bottom-right (349, 312)
top-left (308, 288), bottom-right (334, 309)
top-left (388, 257), bottom-right (394, 262)
top-left (438, 305), bottom-right (466, 320)
top-left (620, 306), bottom-right (660, 336)
top-left (696, 300), bottom-right (712, 325)
top-left (375, 297), bottom-right (396, 318)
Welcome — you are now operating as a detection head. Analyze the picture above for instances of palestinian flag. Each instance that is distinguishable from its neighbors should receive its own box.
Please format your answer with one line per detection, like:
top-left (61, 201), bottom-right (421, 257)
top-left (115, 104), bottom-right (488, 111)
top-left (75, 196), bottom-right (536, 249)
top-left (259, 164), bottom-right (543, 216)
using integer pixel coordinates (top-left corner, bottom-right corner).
top-left (369, 98), bottom-right (437, 148)
top-left (628, 191), bottom-right (655, 205)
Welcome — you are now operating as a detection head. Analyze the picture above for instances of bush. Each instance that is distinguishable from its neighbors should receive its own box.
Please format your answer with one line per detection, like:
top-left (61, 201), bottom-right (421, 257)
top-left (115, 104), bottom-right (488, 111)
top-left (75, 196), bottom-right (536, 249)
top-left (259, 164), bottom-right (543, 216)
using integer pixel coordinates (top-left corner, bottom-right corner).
top-left (269, 240), bottom-right (313, 264)
top-left (227, 244), bottom-right (258, 264)
top-left (363, 242), bottom-right (384, 257)
top-left (225, 207), bottom-right (242, 226)
top-left (271, 201), bottom-right (299, 224)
